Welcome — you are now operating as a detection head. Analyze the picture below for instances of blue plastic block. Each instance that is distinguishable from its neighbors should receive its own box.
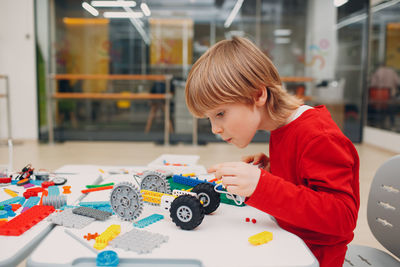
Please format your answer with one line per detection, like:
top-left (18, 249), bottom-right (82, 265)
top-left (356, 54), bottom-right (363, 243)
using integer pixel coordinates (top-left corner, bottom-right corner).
top-left (0, 210), bottom-right (7, 219)
top-left (172, 174), bottom-right (217, 188)
top-left (96, 250), bottom-right (119, 266)
top-left (4, 205), bottom-right (16, 217)
top-left (0, 196), bottom-right (25, 207)
top-left (31, 180), bottom-right (43, 186)
top-left (22, 196), bottom-right (40, 212)
top-left (134, 214), bottom-right (164, 228)
top-left (48, 186), bottom-right (60, 196)
top-left (11, 180), bottom-right (17, 185)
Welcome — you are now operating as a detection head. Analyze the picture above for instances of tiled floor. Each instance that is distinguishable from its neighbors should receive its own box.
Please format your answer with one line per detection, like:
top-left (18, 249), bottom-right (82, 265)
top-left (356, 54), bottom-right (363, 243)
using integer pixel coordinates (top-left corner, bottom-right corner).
top-left (0, 140), bottom-right (398, 266)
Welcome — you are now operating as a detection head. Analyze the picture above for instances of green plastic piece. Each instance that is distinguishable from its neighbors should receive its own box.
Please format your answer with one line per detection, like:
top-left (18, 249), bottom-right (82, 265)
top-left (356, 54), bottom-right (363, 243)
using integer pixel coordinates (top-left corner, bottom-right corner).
top-left (167, 178), bottom-right (245, 207)
top-left (86, 182), bottom-right (115, 189)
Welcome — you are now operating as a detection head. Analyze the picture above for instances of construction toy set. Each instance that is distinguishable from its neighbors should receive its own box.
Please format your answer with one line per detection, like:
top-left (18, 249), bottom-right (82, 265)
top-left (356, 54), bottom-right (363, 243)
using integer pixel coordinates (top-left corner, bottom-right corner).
top-left (0, 159), bottom-right (275, 267)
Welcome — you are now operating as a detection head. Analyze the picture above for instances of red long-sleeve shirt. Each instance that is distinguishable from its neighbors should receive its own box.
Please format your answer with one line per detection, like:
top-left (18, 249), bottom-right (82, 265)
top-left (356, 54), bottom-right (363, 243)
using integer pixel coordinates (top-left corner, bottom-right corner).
top-left (246, 105), bottom-right (360, 267)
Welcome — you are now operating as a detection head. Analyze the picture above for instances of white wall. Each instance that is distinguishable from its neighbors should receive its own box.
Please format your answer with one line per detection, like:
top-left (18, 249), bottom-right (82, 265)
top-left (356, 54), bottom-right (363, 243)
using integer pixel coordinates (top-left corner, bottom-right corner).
top-left (0, 0), bottom-right (38, 140)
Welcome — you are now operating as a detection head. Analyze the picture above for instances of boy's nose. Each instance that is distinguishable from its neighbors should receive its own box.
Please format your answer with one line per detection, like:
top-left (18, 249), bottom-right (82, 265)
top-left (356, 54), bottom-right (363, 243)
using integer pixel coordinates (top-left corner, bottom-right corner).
top-left (211, 123), bottom-right (223, 134)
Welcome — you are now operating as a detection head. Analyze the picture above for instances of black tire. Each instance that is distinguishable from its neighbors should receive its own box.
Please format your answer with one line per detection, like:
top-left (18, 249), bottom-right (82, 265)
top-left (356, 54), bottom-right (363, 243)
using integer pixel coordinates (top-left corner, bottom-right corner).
top-left (192, 183), bottom-right (221, 215)
top-left (170, 195), bottom-right (205, 230)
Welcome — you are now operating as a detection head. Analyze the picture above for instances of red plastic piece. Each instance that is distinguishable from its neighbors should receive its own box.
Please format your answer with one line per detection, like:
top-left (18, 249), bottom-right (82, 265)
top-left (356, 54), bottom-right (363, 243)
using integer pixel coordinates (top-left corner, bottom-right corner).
top-left (84, 232), bottom-right (99, 240)
top-left (10, 204), bottom-right (21, 211)
top-left (0, 177), bottom-right (12, 184)
top-left (0, 205), bottom-right (55, 236)
top-left (245, 217), bottom-right (250, 222)
top-left (23, 187), bottom-right (45, 199)
top-left (41, 181), bottom-right (55, 189)
top-left (251, 218), bottom-right (257, 224)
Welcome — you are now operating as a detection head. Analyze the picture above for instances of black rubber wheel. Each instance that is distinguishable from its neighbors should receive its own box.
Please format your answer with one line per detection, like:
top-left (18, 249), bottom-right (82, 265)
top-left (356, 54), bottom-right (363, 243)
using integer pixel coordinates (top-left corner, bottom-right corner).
top-left (170, 195), bottom-right (205, 230)
top-left (192, 183), bottom-right (221, 214)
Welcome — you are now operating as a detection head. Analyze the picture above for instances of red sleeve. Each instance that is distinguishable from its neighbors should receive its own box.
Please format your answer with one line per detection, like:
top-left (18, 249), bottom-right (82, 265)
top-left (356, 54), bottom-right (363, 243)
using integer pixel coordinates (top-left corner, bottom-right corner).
top-left (245, 134), bottom-right (359, 237)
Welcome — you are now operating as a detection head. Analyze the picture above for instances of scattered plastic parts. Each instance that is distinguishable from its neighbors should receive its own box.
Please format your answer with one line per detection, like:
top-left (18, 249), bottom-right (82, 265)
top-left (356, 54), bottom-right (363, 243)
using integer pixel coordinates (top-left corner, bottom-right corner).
top-left (34, 171), bottom-right (50, 181)
top-left (17, 178), bottom-right (30, 186)
top-left (48, 208), bottom-right (95, 229)
top-left (109, 228), bottom-right (168, 254)
top-left (41, 181), bottom-right (55, 189)
top-left (23, 187), bottom-right (45, 199)
top-left (141, 189), bottom-right (172, 205)
top-left (133, 214), bottom-right (164, 228)
top-left (86, 182), bottom-right (114, 189)
top-left (94, 225), bottom-right (121, 250)
top-left (3, 188), bottom-right (18, 197)
top-left (84, 232), bottom-right (99, 241)
top-left (21, 196), bottom-right (40, 213)
top-left (96, 250), bottom-right (119, 267)
top-left (110, 182), bottom-right (143, 221)
top-left (0, 210), bottom-right (8, 219)
top-left (65, 229), bottom-right (99, 255)
top-left (72, 206), bottom-right (112, 221)
top-left (62, 186), bottom-right (71, 194)
top-left (252, 218), bottom-right (257, 224)
top-left (4, 205), bottom-right (16, 217)
top-left (0, 196), bottom-right (26, 207)
top-left (0, 205), bottom-right (54, 236)
top-left (23, 183), bottom-right (35, 189)
top-left (248, 231), bottom-right (273, 246)
top-left (139, 170), bottom-right (171, 194)
top-left (10, 204), bottom-right (22, 211)
top-left (48, 186), bottom-right (60, 196)
top-left (81, 185), bottom-right (114, 194)
top-left (245, 218), bottom-right (250, 222)
top-left (0, 177), bottom-right (12, 184)
top-left (42, 195), bottom-right (67, 209)
top-left (52, 177), bottom-right (67, 185)
top-left (0, 219), bottom-right (7, 227)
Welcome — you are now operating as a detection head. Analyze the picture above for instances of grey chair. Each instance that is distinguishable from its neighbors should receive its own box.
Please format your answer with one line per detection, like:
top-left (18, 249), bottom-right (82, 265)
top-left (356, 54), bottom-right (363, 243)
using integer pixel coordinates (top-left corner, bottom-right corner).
top-left (344, 155), bottom-right (400, 266)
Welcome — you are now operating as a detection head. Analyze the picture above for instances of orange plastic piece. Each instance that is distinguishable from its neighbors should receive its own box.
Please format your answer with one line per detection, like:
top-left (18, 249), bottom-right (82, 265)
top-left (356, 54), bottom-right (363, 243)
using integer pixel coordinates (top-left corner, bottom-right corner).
top-left (81, 185), bottom-right (114, 194)
top-left (209, 178), bottom-right (219, 183)
top-left (39, 190), bottom-right (48, 205)
top-left (17, 178), bottom-right (30, 186)
top-left (62, 186), bottom-right (72, 194)
top-left (10, 204), bottom-right (22, 211)
top-left (84, 232), bottom-right (99, 241)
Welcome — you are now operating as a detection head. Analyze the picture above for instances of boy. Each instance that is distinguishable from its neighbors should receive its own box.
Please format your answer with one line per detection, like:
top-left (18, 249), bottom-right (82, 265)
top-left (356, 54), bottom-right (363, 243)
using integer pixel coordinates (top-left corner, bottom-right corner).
top-left (185, 36), bottom-right (359, 267)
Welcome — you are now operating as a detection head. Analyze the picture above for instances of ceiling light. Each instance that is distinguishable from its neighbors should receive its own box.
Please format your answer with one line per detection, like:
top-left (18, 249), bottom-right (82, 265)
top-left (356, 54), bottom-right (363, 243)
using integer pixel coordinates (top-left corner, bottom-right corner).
top-left (140, 3), bottom-right (151, 16)
top-left (224, 0), bottom-right (244, 28)
top-left (91, 1), bottom-right (136, 7)
top-left (274, 29), bottom-right (292, 36)
top-left (275, 38), bottom-right (291, 44)
top-left (334, 0), bottom-right (348, 7)
top-left (82, 2), bottom-right (99, 16)
top-left (103, 11), bottom-right (144, 18)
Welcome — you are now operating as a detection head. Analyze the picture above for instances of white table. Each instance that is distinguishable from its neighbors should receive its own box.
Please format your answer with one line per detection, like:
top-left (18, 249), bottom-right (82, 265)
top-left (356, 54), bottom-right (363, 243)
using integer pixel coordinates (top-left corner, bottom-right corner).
top-left (0, 165), bottom-right (103, 267)
top-left (27, 163), bottom-right (318, 267)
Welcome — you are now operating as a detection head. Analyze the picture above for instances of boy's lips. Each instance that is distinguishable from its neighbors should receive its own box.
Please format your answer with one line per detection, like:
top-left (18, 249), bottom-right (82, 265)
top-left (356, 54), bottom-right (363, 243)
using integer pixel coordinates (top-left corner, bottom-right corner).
top-left (224, 138), bottom-right (232, 143)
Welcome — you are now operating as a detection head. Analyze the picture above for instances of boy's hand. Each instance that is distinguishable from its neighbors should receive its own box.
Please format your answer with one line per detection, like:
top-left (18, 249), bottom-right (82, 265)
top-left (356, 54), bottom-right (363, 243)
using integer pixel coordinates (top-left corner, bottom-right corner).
top-left (207, 162), bottom-right (261, 197)
top-left (242, 153), bottom-right (270, 172)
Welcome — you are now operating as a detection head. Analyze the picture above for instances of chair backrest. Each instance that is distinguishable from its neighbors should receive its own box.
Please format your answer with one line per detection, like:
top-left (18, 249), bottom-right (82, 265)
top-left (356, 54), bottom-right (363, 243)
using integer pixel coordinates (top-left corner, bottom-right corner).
top-left (367, 155), bottom-right (400, 258)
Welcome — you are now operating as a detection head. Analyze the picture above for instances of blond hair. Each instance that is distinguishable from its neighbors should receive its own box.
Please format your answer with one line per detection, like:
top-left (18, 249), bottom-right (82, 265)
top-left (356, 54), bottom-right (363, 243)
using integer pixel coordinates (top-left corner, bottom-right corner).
top-left (185, 36), bottom-right (303, 125)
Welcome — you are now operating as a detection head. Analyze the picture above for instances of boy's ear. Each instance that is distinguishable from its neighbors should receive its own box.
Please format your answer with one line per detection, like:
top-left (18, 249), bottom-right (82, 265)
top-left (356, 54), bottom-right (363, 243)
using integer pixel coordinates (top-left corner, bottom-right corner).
top-left (254, 86), bottom-right (268, 107)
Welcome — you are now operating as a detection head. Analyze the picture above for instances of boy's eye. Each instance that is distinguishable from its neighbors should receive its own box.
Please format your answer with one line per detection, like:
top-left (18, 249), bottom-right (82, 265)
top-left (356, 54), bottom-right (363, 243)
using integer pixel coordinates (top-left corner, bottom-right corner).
top-left (216, 111), bottom-right (224, 117)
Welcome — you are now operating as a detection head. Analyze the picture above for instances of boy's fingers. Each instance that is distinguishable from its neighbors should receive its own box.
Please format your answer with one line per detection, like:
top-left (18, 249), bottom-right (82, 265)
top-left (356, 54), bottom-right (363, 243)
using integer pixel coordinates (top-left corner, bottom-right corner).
top-left (241, 155), bottom-right (254, 163)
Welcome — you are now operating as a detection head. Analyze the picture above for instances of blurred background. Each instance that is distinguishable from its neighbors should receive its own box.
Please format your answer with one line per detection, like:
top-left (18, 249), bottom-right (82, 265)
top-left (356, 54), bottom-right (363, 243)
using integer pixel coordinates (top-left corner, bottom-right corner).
top-left (0, 0), bottom-right (399, 150)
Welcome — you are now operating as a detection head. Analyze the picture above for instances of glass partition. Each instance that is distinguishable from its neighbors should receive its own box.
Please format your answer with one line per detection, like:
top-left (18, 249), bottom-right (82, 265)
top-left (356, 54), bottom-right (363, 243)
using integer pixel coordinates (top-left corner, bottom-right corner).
top-left (368, 1), bottom-right (400, 132)
top-left (35, 0), bottom-right (367, 143)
